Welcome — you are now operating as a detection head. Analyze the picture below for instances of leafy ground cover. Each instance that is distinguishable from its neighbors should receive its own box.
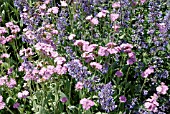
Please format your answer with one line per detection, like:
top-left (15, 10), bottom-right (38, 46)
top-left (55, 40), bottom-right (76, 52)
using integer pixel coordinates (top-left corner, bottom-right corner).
top-left (0, 0), bottom-right (169, 114)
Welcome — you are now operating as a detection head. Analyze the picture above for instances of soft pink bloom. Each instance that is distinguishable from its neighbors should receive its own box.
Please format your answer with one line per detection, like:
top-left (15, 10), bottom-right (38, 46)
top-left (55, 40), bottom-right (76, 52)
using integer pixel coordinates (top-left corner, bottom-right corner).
top-left (0, 96), bottom-right (5, 110)
top-left (51, 7), bottom-right (59, 14)
top-left (60, 1), bottom-right (68, 7)
top-left (120, 43), bottom-right (133, 53)
top-left (1, 53), bottom-right (10, 58)
top-left (44, 0), bottom-right (50, 4)
top-left (39, 4), bottom-right (46, 10)
top-left (80, 98), bottom-right (95, 110)
top-left (128, 52), bottom-right (136, 58)
top-left (55, 65), bottom-right (67, 75)
top-left (5, 22), bottom-right (14, 28)
top-left (82, 52), bottom-right (95, 63)
top-left (106, 42), bottom-right (117, 48)
top-left (85, 15), bottom-right (93, 20)
top-left (90, 62), bottom-right (102, 70)
top-left (141, 66), bottom-right (154, 78)
top-left (90, 17), bottom-right (99, 25)
top-left (60, 97), bottom-right (68, 103)
top-left (156, 82), bottom-right (168, 95)
top-left (6, 78), bottom-right (16, 88)
top-left (98, 46), bottom-right (109, 56)
top-left (96, 10), bottom-right (109, 18)
top-left (144, 94), bottom-right (159, 112)
top-left (112, 2), bottom-right (121, 8)
top-left (13, 102), bottom-right (20, 109)
top-left (127, 57), bottom-right (137, 65)
top-left (74, 40), bottom-right (89, 47)
top-left (83, 44), bottom-right (98, 52)
top-left (75, 82), bottom-right (83, 90)
top-left (0, 60), bottom-right (3, 65)
top-left (51, 29), bottom-right (58, 35)
top-left (0, 36), bottom-right (6, 44)
top-left (0, 96), bottom-right (3, 102)
top-left (0, 102), bottom-right (5, 110)
top-left (54, 57), bottom-right (66, 65)
top-left (0, 27), bottom-right (7, 34)
top-left (112, 24), bottom-right (120, 31)
top-left (110, 14), bottom-right (119, 22)
top-left (10, 25), bottom-right (20, 34)
top-left (140, 0), bottom-right (146, 4)
top-left (68, 34), bottom-right (76, 40)
top-left (0, 76), bottom-right (7, 86)
top-left (119, 96), bottom-right (127, 103)
top-left (6, 35), bottom-right (16, 42)
top-left (115, 70), bottom-right (123, 77)
top-left (17, 92), bottom-right (23, 98)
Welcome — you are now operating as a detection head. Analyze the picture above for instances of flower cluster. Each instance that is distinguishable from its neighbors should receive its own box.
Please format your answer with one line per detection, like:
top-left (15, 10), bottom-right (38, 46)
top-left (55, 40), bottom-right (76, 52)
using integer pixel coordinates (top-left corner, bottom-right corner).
top-left (0, 96), bottom-right (5, 110)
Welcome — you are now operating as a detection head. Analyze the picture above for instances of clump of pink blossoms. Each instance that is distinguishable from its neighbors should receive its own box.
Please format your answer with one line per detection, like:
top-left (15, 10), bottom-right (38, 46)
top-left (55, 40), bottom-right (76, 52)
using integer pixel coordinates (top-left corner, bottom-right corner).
top-left (156, 82), bottom-right (168, 95)
top-left (0, 95), bottom-right (5, 110)
top-left (80, 98), bottom-right (95, 110)
top-left (144, 93), bottom-right (159, 112)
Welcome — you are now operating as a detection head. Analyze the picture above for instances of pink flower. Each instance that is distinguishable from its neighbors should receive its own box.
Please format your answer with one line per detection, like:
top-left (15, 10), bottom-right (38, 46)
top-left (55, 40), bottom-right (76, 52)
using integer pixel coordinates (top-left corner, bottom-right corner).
top-left (75, 82), bottom-right (83, 90)
top-left (141, 66), bottom-right (154, 78)
top-left (110, 14), bottom-right (119, 22)
top-left (18, 90), bottom-right (29, 98)
top-left (96, 10), bottom-right (109, 18)
top-left (51, 29), bottom-right (58, 35)
top-left (60, 1), bottom-right (68, 7)
top-left (156, 82), bottom-right (168, 95)
top-left (51, 7), bottom-right (59, 14)
top-left (68, 34), bottom-right (76, 40)
top-left (54, 57), bottom-right (66, 65)
top-left (107, 46), bottom-right (121, 54)
top-left (0, 96), bottom-right (3, 102)
top-left (17, 92), bottom-right (23, 98)
top-left (112, 24), bottom-right (120, 31)
top-left (44, 0), bottom-right (50, 4)
top-left (5, 22), bottom-right (14, 28)
top-left (39, 4), bottom-right (46, 10)
top-left (112, 2), bottom-right (121, 8)
top-left (115, 70), bottom-right (123, 77)
top-left (60, 97), bottom-right (68, 103)
top-left (80, 98), bottom-right (95, 110)
top-left (127, 57), bottom-right (136, 65)
top-left (0, 96), bottom-right (5, 110)
top-left (0, 36), bottom-right (6, 44)
top-left (144, 94), bottom-right (159, 112)
top-left (120, 43), bottom-right (133, 53)
top-left (140, 0), bottom-right (146, 4)
top-left (74, 40), bottom-right (88, 47)
top-left (6, 78), bottom-right (16, 88)
top-left (0, 60), bottom-right (3, 65)
top-left (83, 44), bottom-right (98, 52)
top-left (90, 62), bottom-right (102, 70)
top-left (90, 17), bottom-right (99, 25)
top-left (106, 42), bottom-right (117, 48)
top-left (85, 15), bottom-right (93, 20)
top-left (13, 102), bottom-right (20, 109)
top-left (0, 102), bottom-right (5, 110)
top-left (0, 53), bottom-right (10, 58)
top-left (119, 96), bottom-right (127, 103)
top-left (0, 27), bottom-right (7, 34)
top-left (82, 52), bottom-right (95, 63)
top-left (98, 46), bottom-right (109, 56)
